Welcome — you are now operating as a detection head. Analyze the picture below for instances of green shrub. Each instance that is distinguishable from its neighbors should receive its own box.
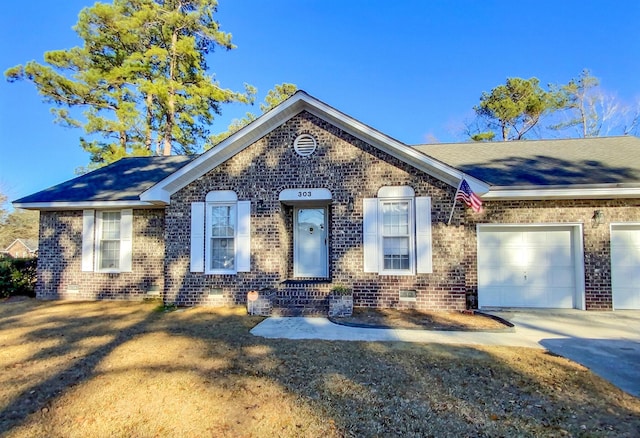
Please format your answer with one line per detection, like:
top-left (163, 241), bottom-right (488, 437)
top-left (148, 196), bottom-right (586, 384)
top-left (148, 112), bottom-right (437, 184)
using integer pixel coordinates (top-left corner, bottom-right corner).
top-left (330, 284), bottom-right (352, 296)
top-left (0, 257), bottom-right (37, 298)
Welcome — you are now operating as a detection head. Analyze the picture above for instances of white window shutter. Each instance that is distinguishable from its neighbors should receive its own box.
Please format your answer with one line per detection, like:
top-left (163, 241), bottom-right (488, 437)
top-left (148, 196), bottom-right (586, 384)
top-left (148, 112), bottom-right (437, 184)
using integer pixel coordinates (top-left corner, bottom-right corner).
top-left (236, 201), bottom-right (251, 272)
top-left (190, 202), bottom-right (205, 272)
top-left (82, 210), bottom-right (95, 272)
top-left (363, 198), bottom-right (379, 273)
top-left (119, 209), bottom-right (133, 272)
top-left (415, 197), bottom-right (433, 274)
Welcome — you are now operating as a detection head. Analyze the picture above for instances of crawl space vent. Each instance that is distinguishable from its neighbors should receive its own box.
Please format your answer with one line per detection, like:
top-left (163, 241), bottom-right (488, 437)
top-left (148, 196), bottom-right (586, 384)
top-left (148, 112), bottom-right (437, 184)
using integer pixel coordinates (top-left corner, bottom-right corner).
top-left (399, 290), bottom-right (417, 301)
top-left (293, 134), bottom-right (317, 157)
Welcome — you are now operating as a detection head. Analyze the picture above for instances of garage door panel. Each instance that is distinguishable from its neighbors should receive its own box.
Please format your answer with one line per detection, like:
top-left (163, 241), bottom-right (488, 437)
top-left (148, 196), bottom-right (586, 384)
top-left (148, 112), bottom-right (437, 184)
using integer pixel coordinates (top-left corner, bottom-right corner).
top-left (612, 247), bottom-right (640, 266)
top-left (613, 228), bottom-right (640, 245)
top-left (478, 226), bottom-right (577, 309)
top-left (479, 268), bottom-right (526, 287)
top-left (614, 264), bottom-right (640, 280)
top-left (611, 225), bottom-right (640, 310)
top-left (549, 268), bottom-right (575, 287)
top-left (545, 288), bottom-right (575, 308)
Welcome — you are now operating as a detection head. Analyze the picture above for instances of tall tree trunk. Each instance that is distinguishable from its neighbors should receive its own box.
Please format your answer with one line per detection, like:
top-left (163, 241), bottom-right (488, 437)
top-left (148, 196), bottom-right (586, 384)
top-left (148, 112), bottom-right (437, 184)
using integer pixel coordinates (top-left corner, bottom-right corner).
top-left (120, 130), bottom-right (127, 152)
top-left (145, 92), bottom-right (153, 152)
top-left (162, 30), bottom-right (179, 156)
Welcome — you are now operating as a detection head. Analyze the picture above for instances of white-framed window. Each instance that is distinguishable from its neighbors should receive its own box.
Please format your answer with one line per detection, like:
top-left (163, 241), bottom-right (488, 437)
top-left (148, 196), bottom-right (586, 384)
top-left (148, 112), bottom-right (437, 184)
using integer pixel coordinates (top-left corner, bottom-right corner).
top-left (380, 199), bottom-right (413, 273)
top-left (208, 203), bottom-right (236, 273)
top-left (363, 186), bottom-right (432, 275)
top-left (82, 209), bottom-right (133, 273)
top-left (98, 211), bottom-right (121, 270)
top-left (190, 191), bottom-right (251, 274)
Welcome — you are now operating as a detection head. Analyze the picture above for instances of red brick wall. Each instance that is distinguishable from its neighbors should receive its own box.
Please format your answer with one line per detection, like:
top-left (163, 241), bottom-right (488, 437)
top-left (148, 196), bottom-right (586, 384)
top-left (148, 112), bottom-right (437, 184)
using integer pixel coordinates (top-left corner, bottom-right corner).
top-left (164, 111), bottom-right (468, 310)
top-left (462, 199), bottom-right (640, 310)
top-left (5, 241), bottom-right (35, 259)
top-left (36, 209), bottom-right (165, 301)
top-left (34, 111), bottom-right (639, 311)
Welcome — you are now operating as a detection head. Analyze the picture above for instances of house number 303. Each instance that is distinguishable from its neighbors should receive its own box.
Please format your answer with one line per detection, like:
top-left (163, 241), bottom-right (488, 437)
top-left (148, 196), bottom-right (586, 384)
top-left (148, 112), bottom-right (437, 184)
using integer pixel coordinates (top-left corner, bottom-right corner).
top-left (298, 191), bottom-right (312, 198)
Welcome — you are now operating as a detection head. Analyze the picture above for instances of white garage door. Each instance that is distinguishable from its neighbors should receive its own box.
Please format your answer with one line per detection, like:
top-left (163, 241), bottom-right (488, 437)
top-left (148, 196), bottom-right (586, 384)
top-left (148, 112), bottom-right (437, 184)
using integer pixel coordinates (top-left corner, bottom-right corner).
top-left (478, 226), bottom-right (577, 308)
top-left (611, 224), bottom-right (640, 310)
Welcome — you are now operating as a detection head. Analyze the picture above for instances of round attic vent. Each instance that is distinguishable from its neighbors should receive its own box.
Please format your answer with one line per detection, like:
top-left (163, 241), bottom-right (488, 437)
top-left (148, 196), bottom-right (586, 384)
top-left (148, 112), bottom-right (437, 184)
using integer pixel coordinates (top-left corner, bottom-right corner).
top-left (293, 134), bottom-right (317, 157)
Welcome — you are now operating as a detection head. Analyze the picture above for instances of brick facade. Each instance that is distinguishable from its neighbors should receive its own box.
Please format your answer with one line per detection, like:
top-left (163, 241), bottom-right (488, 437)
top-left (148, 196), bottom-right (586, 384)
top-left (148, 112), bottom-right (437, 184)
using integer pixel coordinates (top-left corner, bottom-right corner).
top-left (462, 199), bottom-right (640, 310)
top-left (36, 209), bottom-right (165, 301)
top-left (164, 111), bottom-right (468, 310)
top-left (32, 111), bottom-right (639, 311)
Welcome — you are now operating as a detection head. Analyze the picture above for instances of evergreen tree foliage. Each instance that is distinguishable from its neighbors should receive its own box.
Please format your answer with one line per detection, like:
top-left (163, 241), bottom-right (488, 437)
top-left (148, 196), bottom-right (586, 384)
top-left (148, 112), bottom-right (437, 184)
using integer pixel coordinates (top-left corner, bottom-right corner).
top-left (207, 83), bottom-right (297, 148)
top-left (472, 77), bottom-right (564, 141)
top-left (5, 0), bottom-right (255, 167)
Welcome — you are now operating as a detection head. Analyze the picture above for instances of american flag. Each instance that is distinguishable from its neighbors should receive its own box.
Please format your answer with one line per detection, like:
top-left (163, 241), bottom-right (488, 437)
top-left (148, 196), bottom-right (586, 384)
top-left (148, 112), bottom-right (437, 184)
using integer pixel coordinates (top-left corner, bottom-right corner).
top-left (455, 179), bottom-right (483, 213)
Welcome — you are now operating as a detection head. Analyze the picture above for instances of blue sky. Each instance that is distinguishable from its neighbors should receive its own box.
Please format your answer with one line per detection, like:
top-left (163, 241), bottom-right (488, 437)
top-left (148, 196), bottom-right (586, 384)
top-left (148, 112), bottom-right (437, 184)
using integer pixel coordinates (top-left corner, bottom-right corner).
top-left (1, 0), bottom-right (639, 203)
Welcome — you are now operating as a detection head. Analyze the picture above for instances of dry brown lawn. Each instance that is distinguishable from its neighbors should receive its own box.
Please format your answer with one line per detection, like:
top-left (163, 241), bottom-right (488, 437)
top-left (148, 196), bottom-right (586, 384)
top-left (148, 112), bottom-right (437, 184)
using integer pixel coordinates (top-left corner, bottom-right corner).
top-left (1, 299), bottom-right (639, 437)
top-left (334, 308), bottom-right (509, 331)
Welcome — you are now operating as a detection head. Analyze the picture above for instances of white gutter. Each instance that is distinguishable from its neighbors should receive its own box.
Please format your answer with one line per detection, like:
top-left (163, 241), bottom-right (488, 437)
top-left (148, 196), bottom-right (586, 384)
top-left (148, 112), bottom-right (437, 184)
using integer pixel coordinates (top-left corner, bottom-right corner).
top-left (12, 200), bottom-right (165, 211)
top-left (483, 186), bottom-right (640, 200)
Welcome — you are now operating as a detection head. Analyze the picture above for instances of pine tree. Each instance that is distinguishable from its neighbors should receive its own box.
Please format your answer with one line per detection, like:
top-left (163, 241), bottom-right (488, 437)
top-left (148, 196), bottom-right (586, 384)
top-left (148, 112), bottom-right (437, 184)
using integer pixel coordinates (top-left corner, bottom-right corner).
top-left (5, 0), bottom-right (255, 167)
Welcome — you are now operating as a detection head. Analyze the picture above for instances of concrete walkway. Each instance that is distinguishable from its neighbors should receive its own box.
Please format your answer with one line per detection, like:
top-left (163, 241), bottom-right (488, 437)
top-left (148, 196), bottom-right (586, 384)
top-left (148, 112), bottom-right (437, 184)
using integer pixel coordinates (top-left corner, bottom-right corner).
top-left (251, 310), bottom-right (640, 397)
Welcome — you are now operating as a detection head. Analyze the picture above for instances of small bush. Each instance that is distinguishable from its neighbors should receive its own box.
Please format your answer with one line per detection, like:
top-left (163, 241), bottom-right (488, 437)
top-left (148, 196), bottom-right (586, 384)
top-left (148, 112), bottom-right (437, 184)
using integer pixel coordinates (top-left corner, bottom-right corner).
top-left (330, 284), bottom-right (352, 296)
top-left (0, 257), bottom-right (37, 298)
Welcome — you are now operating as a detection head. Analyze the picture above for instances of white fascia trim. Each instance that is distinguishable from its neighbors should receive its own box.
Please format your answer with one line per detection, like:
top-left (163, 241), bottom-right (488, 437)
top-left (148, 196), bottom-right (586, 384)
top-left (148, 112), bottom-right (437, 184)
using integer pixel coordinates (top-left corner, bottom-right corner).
top-left (301, 99), bottom-right (489, 191)
top-left (12, 201), bottom-right (163, 211)
top-left (141, 96), bottom-right (306, 203)
top-left (141, 91), bottom-right (488, 201)
top-left (477, 222), bottom-right (584, 229)
top-left (483, 186), bottom-right (640, 200)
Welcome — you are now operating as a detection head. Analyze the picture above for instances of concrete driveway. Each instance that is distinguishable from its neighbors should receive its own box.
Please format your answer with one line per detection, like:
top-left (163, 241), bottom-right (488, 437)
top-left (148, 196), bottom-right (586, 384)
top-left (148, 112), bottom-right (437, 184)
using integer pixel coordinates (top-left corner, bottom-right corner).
top-left (487, 309), bottom-right (640, 399)
top-left (251, 309), bottom-right (640, 398)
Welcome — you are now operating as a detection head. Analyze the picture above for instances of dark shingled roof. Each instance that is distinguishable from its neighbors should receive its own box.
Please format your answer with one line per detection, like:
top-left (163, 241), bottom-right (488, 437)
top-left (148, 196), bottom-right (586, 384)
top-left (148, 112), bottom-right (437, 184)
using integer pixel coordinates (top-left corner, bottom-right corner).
top-left (413, 136), bottom-right (640, 187)
top-left (15, 155), bottom-right (195, 204)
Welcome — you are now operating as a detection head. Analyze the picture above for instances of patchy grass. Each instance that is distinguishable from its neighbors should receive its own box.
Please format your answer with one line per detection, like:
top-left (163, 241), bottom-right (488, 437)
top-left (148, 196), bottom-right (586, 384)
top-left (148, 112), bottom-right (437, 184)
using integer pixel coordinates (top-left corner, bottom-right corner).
top-left (1, 299), bottom-right (638, 437)
top-left (334, 308), bottom-right (509, 330)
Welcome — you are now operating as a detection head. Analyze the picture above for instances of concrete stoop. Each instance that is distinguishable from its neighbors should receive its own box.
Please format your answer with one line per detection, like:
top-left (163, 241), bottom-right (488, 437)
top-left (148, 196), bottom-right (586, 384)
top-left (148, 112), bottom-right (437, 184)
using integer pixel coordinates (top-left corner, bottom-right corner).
top-left (247, 284), bottom-right (332, 316)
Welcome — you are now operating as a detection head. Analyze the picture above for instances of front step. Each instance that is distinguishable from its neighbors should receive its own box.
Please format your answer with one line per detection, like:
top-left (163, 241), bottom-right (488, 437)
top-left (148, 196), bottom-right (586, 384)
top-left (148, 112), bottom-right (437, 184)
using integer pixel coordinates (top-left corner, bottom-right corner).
top-left (272, 290), bottom-right (329, 316)
top-left (272, 282), bottom-right (332, 316)
top-left (270, 306), bottom-right (328, 317)
top-left (246, 283), bottom-right (335, 316)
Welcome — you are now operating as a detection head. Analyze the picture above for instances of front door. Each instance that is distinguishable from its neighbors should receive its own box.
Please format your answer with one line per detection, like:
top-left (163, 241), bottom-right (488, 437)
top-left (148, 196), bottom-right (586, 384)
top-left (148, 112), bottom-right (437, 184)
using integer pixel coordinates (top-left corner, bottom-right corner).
top-left (294, 207), bottom-right (328, 277)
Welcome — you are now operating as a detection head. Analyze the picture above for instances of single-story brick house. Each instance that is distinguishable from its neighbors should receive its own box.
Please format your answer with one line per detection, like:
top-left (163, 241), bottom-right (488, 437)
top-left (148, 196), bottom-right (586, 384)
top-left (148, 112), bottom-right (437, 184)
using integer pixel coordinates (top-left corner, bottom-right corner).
top-left (14, 91), bottom-right (640, 311)
top-left (2, 238), bottom-right (38, 259)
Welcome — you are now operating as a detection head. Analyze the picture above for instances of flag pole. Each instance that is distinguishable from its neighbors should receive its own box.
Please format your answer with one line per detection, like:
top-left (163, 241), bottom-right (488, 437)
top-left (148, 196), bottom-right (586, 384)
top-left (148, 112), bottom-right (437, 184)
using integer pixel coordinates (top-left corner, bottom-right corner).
top-left (447, 179), bottom-right (463, 226)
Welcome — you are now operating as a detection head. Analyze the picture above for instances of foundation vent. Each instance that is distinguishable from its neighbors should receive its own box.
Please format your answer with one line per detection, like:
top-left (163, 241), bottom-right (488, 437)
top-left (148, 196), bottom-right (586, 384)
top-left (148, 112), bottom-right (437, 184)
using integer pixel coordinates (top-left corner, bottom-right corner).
top-left (399, 290), bottom-right (417, 302)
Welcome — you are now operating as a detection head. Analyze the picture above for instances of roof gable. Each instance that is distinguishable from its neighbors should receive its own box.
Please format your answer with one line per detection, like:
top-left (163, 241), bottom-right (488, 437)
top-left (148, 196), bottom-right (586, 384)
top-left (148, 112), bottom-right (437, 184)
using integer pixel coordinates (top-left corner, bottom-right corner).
top-left (140, 91), bottom-right (481, 203)
top-left (4, 238), bottom-right (38, 253)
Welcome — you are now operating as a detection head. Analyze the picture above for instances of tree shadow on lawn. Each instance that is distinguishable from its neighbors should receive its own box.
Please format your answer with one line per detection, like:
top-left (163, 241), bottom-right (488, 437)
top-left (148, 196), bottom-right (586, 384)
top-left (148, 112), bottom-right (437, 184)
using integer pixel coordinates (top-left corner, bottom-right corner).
top-left (1, 301), bottom-right (639, 437)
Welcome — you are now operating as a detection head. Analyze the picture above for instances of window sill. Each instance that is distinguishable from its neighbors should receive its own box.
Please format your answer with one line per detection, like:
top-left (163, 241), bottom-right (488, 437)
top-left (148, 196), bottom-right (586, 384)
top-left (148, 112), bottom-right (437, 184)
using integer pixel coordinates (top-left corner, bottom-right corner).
top-left (205, 270), bottom-right (237, 276)
top-left (378, 270), bottom-right (415, 276)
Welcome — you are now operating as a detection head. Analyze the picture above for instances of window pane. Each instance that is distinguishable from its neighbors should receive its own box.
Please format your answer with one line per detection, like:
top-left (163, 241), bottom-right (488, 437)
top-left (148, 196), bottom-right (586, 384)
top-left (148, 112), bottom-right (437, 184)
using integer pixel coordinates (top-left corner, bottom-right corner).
top-left (382, 202), bottom-right (409, 235)
top-left (211, 205), bottom-right (235, 237)
top-left (101, 212), bottom-right (121, 240)
top-left (100, 240), bottom-right (120, 269)
top-left (211, 238), bottom-right (235, 270)
top-left (383, 236), bottom-right (410, 270)
top-left (100, 212), bottom-right (121, 270)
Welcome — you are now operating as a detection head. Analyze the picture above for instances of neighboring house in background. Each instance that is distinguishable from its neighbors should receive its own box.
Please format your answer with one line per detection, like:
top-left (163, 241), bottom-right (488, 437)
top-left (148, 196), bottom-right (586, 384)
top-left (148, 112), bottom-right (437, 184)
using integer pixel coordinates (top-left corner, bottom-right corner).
top-left (13, 91), bottom-right (640, 312)
top-left (2, 238), bottom-right (38, 259)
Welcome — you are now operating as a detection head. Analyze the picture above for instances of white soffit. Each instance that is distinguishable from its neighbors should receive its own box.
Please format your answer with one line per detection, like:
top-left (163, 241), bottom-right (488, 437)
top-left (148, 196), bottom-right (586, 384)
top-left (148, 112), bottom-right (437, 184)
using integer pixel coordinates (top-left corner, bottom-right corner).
top-left (483, 186), bottom-right (640, 200)
top-left (12, 201), bottom-right (161, 211)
